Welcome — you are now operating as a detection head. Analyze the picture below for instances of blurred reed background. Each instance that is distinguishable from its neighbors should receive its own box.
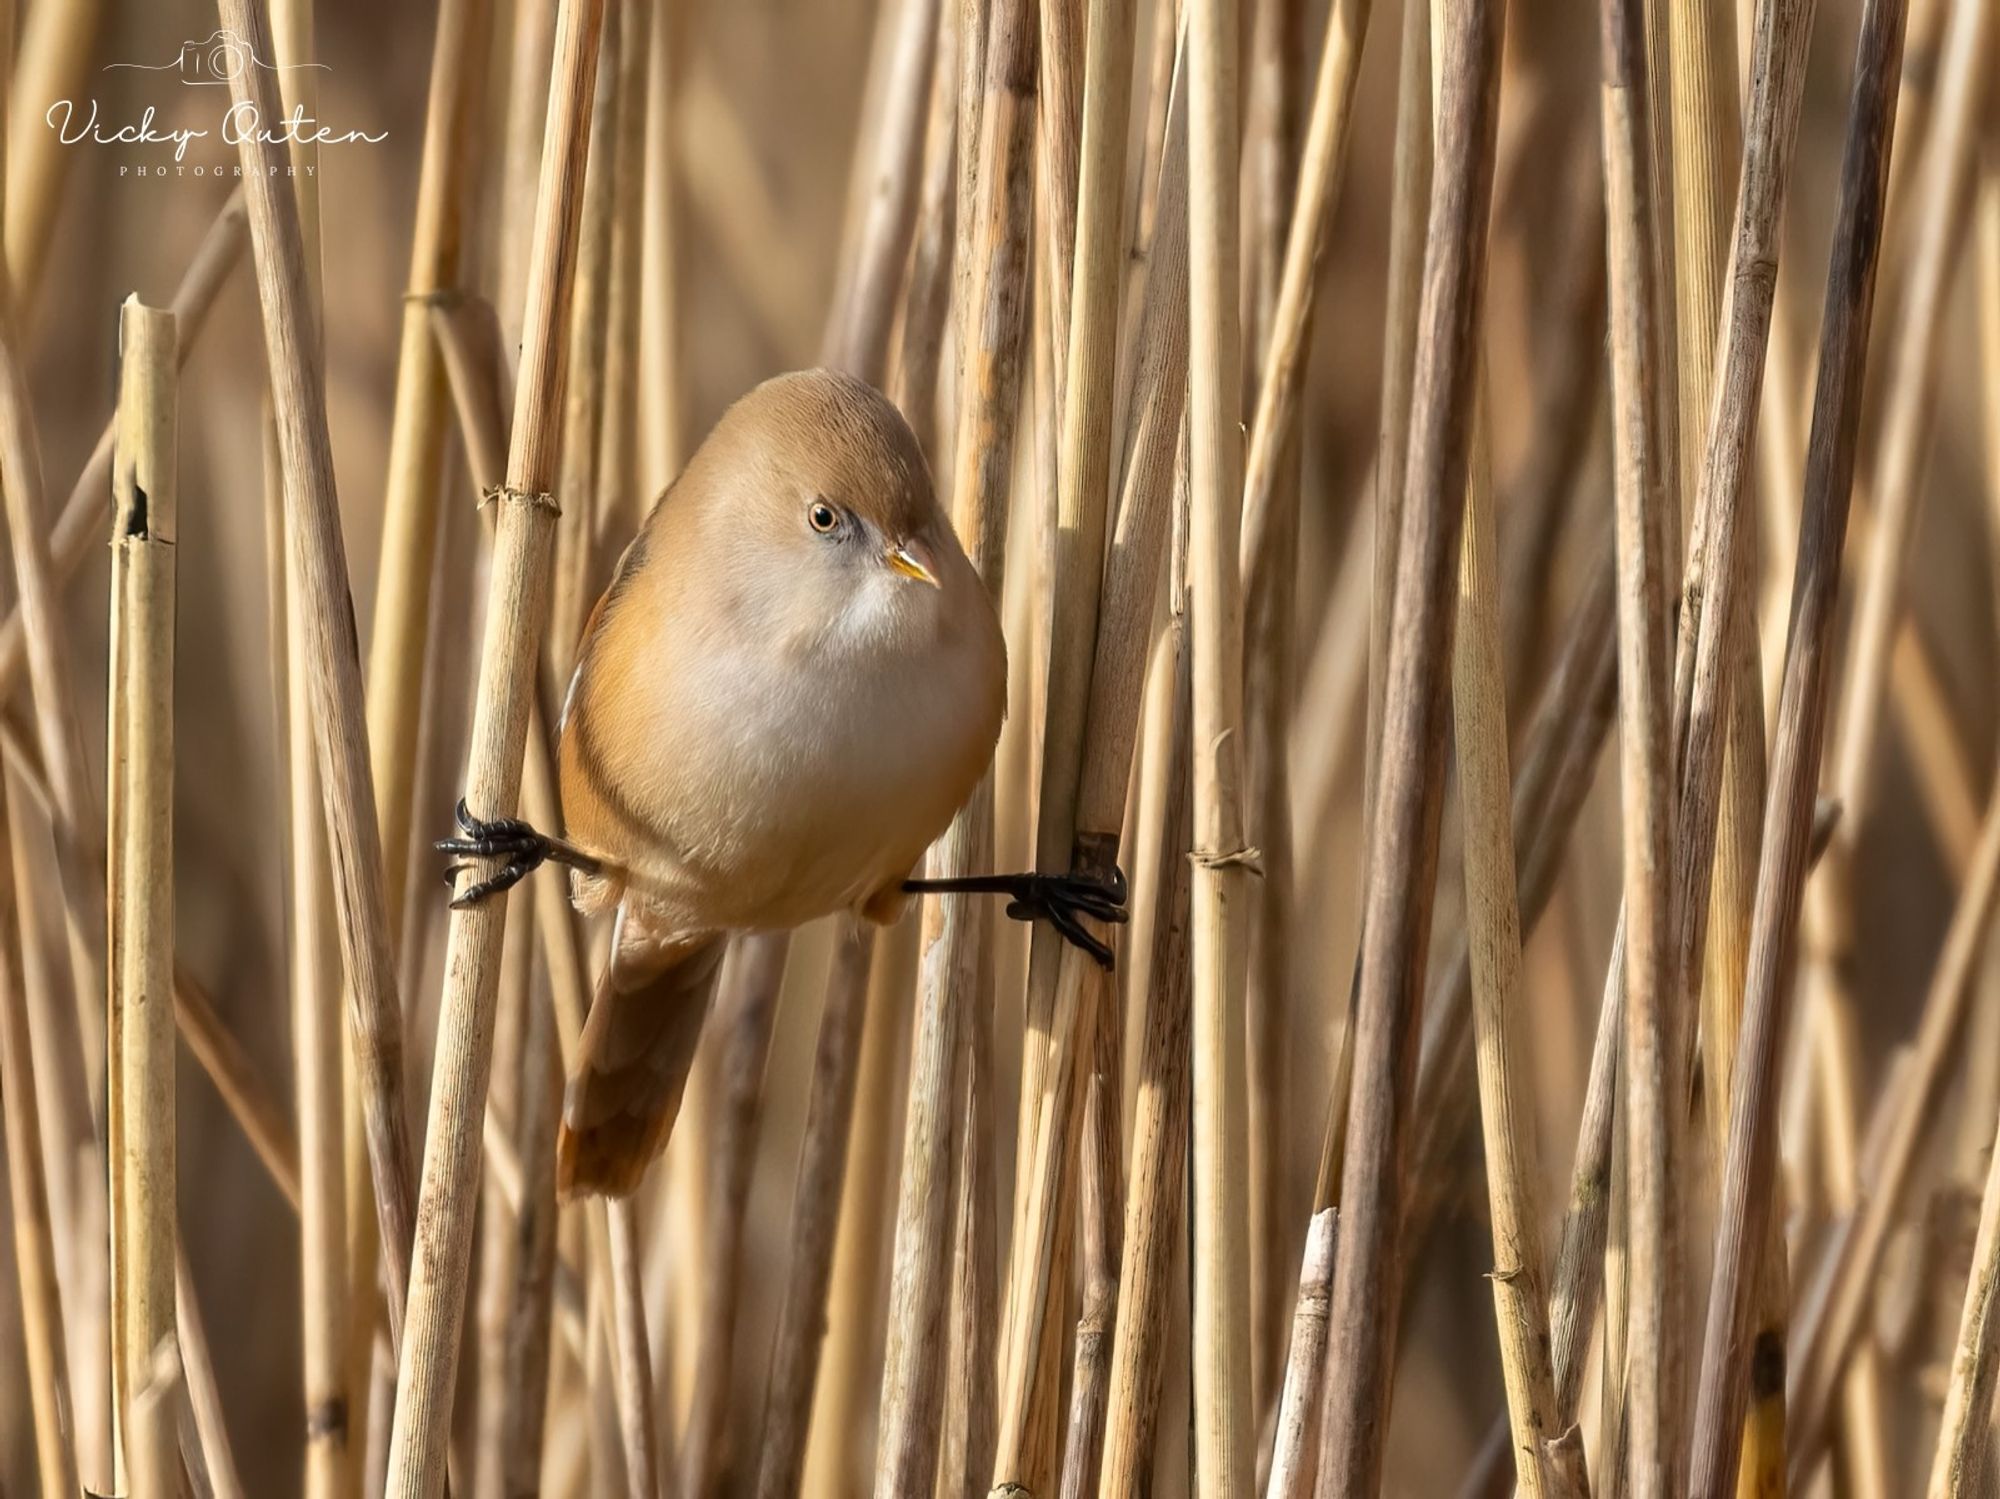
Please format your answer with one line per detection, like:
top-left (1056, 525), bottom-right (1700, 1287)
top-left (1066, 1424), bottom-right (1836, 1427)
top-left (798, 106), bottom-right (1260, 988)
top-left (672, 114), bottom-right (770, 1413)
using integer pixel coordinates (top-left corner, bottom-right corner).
top-left (0, 0), bottom-right (1996, 1494)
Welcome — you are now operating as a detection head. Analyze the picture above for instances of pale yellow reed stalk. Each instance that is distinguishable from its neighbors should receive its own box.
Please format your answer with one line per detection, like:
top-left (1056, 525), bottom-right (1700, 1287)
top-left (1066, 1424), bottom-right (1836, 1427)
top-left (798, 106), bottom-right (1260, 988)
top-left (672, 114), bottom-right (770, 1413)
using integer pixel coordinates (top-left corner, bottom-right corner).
top-left (379, 0), bottom-right (607, 1489)
top-left (108, 294), bottom-right (180, 1499)
top-left (1688, 0), bottom-right (1908, 1482)
top-left (218, 0), bottom-right (421, 1335)
top-left (0, 763), bottom-right (76, 1499)
top-left (1316, 2), bottom-right (1504, 1489)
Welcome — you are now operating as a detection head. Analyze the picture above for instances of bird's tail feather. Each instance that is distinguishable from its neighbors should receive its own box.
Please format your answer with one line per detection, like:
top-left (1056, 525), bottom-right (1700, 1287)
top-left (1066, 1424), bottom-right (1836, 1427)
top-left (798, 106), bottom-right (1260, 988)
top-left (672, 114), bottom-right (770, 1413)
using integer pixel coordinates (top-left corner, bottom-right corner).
top-left (556, 921), bottom-right (723, 1200)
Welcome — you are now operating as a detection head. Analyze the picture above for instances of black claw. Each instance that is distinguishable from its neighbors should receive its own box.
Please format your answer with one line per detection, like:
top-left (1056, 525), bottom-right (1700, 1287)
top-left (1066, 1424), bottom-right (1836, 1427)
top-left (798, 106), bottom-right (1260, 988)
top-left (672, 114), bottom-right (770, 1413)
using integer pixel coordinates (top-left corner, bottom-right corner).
top-left (900, 864), bottom-right (1130, 967)
top-left (436, 800), bottom-right (593, 907)
top-left (1002, 868), bottom-right (1127, 969)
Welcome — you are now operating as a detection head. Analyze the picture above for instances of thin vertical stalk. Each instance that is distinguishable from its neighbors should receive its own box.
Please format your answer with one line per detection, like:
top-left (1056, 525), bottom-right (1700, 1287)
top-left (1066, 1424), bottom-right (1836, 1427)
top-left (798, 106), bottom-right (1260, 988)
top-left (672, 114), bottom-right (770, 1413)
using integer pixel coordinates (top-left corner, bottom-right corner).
top-left (1928, 1081), bottom-right (2000, 1497)
top-left (801, 920), bottom-right (912, 1498)
top-left (378, 0), bottom-right (607, 1489)
top-left (1599, 0), bottom-right (1681, 1483)
top-left (1263, 1208), bottom-right (1336, 1499)
top-left (3, 0), bottom-right (101, 310)
top-left (1097, 429), bottom-right (1194, 1498)
top-left (1185, 0), bottom-right (1252, 1487)
top-left (754, 922), bottom-right (876, 1499)
top-left (0, 764), bottom-right (75, 1499)
top-left (1786, 5), bottom-right (1994, 1481)
top-left (828, 0), bottom-right (943, 388)
top-left (1315, 1), bottom-right (1505, 1490)
top-left (996, 0), bottom-right (1139, 1481)
top-left (1451, 387), bottom-right (1575, 1497)
top-left (604, 1200), bottom-right (658, 1499)
top-left (218, 0), bottom-right (422, 1332)
top-left (109, 295), bottom-right (180, 1499)
top-left (636, 8), bottom-right (681, 493)
top-left (679, 945), bottom-right (783, 1498)
top-left (1687, 0), bottom-right (1908, 1483)
top-left (365, 0), bottom-right (492, 944)
top-left (598, 0), bottom-right (651, 541)
top-left (875, 2), bottom-right (1034, 1489)
top-left (1233, 0), bottom-right (1370, 1422)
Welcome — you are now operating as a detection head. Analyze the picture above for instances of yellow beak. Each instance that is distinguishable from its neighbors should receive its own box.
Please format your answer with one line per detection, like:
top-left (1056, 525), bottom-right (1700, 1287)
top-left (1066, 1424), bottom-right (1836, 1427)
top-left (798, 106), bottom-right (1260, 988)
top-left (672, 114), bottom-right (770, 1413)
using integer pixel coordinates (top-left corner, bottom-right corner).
top-left (885, 542), bottom-right (941, 588)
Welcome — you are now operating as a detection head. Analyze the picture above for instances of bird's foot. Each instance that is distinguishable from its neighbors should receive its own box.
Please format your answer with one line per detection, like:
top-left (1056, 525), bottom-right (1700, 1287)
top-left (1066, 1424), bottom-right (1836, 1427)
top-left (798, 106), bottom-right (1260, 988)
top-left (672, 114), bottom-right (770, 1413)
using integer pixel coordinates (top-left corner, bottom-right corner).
top-left (902, 866), bottom-right (1129, 969)
top-left (436, 798), bottom-right (601, 908)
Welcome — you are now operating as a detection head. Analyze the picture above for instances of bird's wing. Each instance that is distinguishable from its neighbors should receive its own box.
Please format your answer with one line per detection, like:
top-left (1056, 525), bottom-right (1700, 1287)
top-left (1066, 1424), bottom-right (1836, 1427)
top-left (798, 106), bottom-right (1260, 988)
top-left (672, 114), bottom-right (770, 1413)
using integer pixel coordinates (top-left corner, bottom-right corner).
top-left (556, 909), bottom-right (723, 1200)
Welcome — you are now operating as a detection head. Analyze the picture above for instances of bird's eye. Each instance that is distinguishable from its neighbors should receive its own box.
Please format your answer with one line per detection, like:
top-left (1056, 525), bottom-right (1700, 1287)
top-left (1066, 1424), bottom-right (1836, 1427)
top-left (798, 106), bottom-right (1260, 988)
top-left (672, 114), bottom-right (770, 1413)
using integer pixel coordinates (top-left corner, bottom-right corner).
top-left (808, 500), bottom-right (840, 535)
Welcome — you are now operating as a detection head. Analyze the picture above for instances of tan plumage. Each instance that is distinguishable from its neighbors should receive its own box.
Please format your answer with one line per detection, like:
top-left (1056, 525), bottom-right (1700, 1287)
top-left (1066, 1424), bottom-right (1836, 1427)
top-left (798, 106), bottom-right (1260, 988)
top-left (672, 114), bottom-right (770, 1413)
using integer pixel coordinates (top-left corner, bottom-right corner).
top-left (554, 369), bottom-right (1005, 1198)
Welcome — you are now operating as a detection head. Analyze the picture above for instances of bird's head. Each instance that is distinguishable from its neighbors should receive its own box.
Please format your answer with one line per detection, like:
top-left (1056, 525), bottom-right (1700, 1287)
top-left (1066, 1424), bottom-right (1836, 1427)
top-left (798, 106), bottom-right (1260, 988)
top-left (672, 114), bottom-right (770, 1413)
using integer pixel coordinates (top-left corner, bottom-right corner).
top-left (696, 368), bottom-right (971, 649)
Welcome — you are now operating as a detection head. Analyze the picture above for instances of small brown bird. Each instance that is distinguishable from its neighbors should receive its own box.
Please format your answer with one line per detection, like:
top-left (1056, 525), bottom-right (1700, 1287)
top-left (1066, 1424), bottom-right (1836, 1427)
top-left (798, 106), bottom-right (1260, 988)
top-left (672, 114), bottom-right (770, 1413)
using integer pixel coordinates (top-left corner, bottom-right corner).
top-left (441, 369), bottom-right (1123, 1198)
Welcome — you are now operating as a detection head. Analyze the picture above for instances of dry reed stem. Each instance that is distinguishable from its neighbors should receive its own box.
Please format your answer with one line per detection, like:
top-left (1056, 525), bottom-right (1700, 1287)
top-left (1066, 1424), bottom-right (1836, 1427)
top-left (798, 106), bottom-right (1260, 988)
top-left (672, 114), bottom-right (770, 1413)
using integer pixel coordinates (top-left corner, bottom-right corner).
top-left (107, 298), bottom-right (179, 1499)
top-left (549, 9), bottom-right (622, 665)
top-left (637, 0), bottom-right (682, 490)
top-left (828, 0), bottom-right (942, 388)
top-left (1239, 0), bottom-right (1304, 1417)
top-left (171, 970), bottom-right (301, 1211)
top-left (1315, 1), bottom-right (1503, 1488)
top-left (0, 189), bottom-right (244, 707)
top-left (995, 0), bottom-right (1139, 1480)
top-left (1451, 386), bottom-right (1575, 1498)
top-left (603, 1200), bottom-right (658, 1499)
top-left (1185, 0), bottom-right (1254, 1484)
top-left (364, 0), bottom-right (491, 943)
top-left (1038, 0), bottom-right (1084, 396)
top-left (175, 1248), bottom-right (247, 1499)
top-left (1287, 0), bottom-right (1430, 1291)
top-left (0, 765), bottom-right (76, 1499)
top-left (943, 913), bottom-right (1001, 1499)
top-left (472, 907), bottom-right (535, 1499)
top-left (1405, 547), bottom-right (1615, 1276)
top-left (1661, 0), bottom-right (1817, 1483)
top-left (1263, 1206), bottom-right (1336, 1499)
top-left (1828, 0), bottom-right (1990, 846)
top-left (262, 8), bottom-right (356, 1476)
top-left (875, 2), bottom-right (1034, 1489)
top-left (1031, 46), bottom-right (1193, 1499)
top-left (379, 0), bottom-right (606, 1488)
top-left (1097, 437), bottom-right (1193, 1497)
top-left (498, 956), bottom-right (562, 1498)
top-left (218, 0), bottom-right (423, 1336)
top-left (1599, 0), bottom-right (1683, 1483)
top-left (1498, 149), bottom-right (1606, 711)
top-left (1686, 0), bottom-right (1908, 1483)
top-left (3, 0), bottom-right (99, 310)
top-left (1783, 778), bottom-right (2000, 1480)
top-left (1782, 11), bottom-right (1993, 1484)
top-left (498, 0), bottom-right (560, 348)
top-left (1929, 146), bottom-right (2000, 1496)
top-left (680, 948), bottom-right (782, 1496)
top-left (1233, 0), bottom-right (1368, 1414)
top-left (1927, 1071), bottom-right (2000, 1497)
top-left (755, 921), bottom-right (876, 1498)
top-left (598, 0), bottom-right (651, 541)
top-left (801, 919), bottom-right (912, 1497)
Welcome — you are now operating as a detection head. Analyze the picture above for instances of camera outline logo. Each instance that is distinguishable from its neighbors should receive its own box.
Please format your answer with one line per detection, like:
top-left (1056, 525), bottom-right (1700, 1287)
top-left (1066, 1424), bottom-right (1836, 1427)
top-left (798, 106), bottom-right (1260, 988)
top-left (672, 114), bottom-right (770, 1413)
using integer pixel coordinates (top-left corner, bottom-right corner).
top-left (103, 28), bottom-right (329, 88)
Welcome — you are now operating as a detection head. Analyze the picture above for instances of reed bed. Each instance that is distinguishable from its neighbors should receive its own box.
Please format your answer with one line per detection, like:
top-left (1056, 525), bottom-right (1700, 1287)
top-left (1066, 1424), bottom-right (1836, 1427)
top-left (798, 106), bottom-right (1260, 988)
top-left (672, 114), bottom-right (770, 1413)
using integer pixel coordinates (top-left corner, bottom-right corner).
top-left (7, 0), bottom-right (2000, 1495)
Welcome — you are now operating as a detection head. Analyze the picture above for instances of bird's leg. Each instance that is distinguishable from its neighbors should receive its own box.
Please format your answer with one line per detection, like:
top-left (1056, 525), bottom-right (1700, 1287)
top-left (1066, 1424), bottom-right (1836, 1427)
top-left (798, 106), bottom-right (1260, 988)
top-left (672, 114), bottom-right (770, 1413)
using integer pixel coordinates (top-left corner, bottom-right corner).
top-left (436, 797), bottom-right (603, 908)
top-left (901, 866), bottom-right (1129, 969)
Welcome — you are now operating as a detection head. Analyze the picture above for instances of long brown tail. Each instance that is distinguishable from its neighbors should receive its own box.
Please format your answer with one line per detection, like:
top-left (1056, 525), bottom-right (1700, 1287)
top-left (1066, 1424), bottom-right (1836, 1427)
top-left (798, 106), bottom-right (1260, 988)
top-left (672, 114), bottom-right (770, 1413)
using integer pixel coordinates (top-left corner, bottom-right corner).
top-left (556, 921), bottom-right (724, 1200)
